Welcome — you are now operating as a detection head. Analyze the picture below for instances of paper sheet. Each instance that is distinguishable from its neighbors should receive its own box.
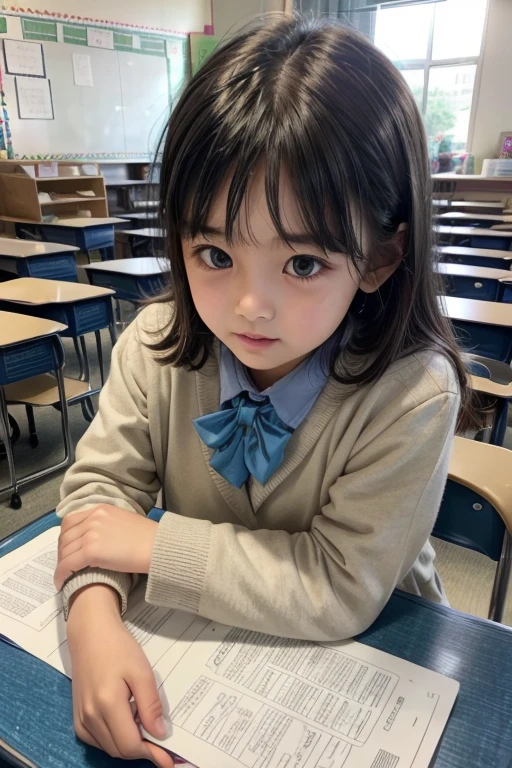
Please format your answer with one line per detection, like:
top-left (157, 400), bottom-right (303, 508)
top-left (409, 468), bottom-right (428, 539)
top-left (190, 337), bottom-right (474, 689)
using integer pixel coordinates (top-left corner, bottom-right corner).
top-left (0, 529), bottom-right (459, 768)
top-left (72, 54), bottom-right (93, 88)
top-left (3, 39), bottom-right (45, 77)
top-left (86, 27), bottom-right (114, 50)
top-left (15, 76), bottom-right (54, 120)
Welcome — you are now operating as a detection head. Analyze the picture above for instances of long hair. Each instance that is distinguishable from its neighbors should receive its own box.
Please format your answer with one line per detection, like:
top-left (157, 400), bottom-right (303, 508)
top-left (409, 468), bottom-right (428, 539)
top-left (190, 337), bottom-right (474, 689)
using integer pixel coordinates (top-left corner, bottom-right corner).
top-left (150, 14), bottom-right (476, 429)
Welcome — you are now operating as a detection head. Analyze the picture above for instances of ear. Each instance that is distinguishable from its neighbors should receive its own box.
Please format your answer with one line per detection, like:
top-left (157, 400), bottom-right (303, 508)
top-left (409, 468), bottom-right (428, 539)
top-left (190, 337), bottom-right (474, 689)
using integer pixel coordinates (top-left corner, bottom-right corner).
top-left (359, 223), bottom-right (407, 294)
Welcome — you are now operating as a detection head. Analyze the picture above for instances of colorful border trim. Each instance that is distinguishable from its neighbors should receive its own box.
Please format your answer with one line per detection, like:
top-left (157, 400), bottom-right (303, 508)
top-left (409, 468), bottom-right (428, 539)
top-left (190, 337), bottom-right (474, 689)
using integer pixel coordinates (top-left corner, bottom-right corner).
top-left (1, 6), bottom-right (190, 37)
top-left (15, 151), bottom-right (153, 160)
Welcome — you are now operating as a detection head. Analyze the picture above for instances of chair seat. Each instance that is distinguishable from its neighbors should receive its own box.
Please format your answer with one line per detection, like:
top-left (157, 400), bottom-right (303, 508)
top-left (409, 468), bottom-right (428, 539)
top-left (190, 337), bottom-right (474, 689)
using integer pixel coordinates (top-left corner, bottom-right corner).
top-left (4, 374), bottom-right (91, 406)
top-left (449, 437), bottom-right (512, 534)
top-left (471, 355), bottom-right (512, 385)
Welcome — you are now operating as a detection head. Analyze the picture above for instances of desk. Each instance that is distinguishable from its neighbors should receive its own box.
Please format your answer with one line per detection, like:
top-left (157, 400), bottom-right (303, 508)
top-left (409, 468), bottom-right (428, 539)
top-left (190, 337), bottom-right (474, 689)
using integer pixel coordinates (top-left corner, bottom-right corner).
top-left (440, 295), bottom-right (512, 363)
top-left (437, 211), bottom-right (512, 225)
top-left (437, 225), bottom-right (512, 251)
top-left (118, 211), bottom-right (159, 229)
top-left (104, 178), bottom-right (158, 216)
top-left (81, 256), bottom-right (168, 303)
top-left (1, 511), bottom-right (512, 768)
top-left (446, 201), bottom-right (507, 214)
top-left (440, 245), bottom-right (512, 270)
top-left (14, 217), bottom-right (126, 263)
top-left (0, 239), bottom-right (79, 282)
top-left (118, 227), bottom-right (165, 259)
top-left (0, 313), bottom-right (71, 508)
top-left (437, 262), bottom-right (512, 301)
top-left (0, 278), bottom-right (115, 389)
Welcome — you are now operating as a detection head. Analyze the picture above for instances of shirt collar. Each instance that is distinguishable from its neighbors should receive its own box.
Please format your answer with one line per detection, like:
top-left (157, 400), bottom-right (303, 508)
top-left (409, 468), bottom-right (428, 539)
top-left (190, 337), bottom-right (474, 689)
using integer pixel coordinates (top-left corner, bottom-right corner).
top-left (219, 343), bottom-right (330, 429)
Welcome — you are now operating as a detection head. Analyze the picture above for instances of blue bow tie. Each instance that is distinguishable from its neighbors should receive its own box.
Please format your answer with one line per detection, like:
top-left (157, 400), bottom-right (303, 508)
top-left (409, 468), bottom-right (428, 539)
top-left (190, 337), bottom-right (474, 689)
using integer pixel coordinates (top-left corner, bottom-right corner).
top-left (193, 393), bottom-right (294, 488)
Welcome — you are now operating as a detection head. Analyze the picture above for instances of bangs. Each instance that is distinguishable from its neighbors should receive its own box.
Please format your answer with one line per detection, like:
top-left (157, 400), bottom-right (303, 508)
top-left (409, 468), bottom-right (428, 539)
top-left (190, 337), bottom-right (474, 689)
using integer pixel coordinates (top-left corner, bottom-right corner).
top-left (165, 82), bottom-right (367, 261)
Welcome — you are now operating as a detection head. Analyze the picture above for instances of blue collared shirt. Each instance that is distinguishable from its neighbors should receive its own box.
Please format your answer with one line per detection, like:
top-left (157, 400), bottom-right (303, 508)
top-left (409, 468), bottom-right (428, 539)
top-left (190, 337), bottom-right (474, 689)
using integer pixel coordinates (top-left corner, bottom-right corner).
top-left (219, 343), bottom-right (330, 429)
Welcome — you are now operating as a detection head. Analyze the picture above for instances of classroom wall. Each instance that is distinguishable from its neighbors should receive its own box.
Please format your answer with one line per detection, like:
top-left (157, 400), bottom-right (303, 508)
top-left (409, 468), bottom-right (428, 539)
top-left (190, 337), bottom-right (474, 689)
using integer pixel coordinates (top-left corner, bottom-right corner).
top-left (9, 0), bottom-right (211, 33)
top-left (213, 0), bottom-right (285, 40)
top-left (470, 0), bottom-right (512, 171)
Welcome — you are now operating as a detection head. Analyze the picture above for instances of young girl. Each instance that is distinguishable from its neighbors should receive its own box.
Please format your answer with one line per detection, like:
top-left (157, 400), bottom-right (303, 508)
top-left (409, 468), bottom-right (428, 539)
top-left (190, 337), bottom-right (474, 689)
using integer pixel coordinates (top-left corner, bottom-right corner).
top-left (54, 14), bottom-right (470, 767)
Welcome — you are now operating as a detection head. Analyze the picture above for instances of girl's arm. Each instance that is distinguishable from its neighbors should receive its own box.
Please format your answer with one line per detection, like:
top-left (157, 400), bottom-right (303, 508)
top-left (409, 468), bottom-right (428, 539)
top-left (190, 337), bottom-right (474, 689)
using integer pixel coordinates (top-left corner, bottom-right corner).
top-left (145, 388), bottom-right (459, 641)
top-left (56, 314), bottom-right (162, 616)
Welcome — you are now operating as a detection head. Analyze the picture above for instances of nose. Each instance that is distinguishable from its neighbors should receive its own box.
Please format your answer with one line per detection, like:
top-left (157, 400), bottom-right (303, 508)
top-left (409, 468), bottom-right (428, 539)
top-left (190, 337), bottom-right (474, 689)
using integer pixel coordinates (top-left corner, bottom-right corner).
top-left (235, 278), bottom-right (275, 322)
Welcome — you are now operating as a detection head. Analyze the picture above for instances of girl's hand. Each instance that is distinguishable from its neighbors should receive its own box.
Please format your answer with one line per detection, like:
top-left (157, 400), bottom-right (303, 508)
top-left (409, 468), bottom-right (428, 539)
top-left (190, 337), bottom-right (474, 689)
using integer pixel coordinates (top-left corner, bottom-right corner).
top-left (67, 585), bottom-right (174, 768)
top-left (54, 504), bottom-right (158, 591)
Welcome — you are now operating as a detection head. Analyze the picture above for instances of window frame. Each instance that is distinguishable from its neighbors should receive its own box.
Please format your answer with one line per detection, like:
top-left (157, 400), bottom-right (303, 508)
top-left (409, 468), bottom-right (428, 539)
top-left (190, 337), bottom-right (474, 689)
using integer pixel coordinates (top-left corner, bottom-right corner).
top-left (375, 0), bottom-right (489, 155)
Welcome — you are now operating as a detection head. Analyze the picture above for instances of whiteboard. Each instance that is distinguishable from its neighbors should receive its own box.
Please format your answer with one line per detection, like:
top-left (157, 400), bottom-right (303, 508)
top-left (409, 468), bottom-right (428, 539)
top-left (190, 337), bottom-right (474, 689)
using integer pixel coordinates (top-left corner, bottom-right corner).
top-left (2, 40), bottom-right (171, 158)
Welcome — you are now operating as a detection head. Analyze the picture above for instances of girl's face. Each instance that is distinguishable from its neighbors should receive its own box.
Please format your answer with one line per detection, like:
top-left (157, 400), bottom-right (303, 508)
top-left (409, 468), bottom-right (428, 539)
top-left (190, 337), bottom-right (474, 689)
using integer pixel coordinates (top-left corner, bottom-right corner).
top-left (182, 170), bottom-right (362, 389)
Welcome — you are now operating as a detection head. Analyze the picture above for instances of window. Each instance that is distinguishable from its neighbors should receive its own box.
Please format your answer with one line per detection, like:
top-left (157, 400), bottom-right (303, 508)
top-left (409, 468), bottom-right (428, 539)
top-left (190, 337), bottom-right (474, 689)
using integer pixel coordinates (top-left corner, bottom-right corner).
top-left (373, 0), bottom-right (488, 174)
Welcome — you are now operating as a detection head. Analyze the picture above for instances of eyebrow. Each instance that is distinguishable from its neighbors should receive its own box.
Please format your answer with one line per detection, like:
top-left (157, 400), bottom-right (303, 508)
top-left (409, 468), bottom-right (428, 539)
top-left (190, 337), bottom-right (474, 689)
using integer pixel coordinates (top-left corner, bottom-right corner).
top-left (181, 222), bottom-right (326, 248)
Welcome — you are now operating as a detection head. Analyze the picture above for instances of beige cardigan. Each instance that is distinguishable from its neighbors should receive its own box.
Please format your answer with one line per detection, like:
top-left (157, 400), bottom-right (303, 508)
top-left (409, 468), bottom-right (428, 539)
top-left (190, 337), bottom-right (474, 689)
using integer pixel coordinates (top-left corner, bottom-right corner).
top-left (57, 304), bottom-right (460, 641)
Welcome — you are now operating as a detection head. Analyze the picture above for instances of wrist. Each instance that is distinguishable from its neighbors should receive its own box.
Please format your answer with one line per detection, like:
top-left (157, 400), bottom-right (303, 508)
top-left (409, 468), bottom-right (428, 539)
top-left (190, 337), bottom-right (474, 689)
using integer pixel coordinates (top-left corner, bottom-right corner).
top-left (67, 584), bottom-right (122, 629)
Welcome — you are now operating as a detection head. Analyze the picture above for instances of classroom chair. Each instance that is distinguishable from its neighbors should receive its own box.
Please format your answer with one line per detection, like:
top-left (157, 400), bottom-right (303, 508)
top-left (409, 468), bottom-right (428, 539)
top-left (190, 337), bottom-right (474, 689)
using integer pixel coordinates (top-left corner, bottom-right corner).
top-left (0, 312), bottom-right (73, 510)
top-left (469, 357), bottom-right (512, 447)
top-left (437, 262), bottom-right (512, 302)
top-left (440, 244), bottom-right (512, 271)
top-left (442, 295), bottom-right (512, 365)
top-left (0, 279), bottom-right (116, 446)
top-left (435, 436), bottom-right (512, 623)
top-left (438, 225), bottom-right (512, 252)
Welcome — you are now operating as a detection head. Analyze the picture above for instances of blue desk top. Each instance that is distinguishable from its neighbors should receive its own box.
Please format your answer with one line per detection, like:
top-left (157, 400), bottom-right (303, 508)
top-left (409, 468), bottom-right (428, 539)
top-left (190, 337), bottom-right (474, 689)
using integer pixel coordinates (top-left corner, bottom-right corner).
top-left (1, 513), bottom-right (512, 768)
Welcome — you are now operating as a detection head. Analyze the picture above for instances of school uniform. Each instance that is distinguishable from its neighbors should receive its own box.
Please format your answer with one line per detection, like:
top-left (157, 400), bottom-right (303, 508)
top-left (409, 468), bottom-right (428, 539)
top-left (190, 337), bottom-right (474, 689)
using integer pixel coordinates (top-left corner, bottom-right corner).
top-left (57, 304), bottom-right (459, 641)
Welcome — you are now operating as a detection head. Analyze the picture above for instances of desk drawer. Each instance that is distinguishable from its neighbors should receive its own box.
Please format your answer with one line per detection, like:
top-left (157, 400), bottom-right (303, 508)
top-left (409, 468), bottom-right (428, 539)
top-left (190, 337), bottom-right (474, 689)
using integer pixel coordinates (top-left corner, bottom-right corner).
top-left (0, 337), bottom-right (56, 385)
top-left (469, 235), bottom-right (511, 251)
top-left (25, 255), bottom-right (77, 282)
top-left (442, 253), bottom-right (512, 271)
top-left (443, 275), bottom-right (500, 302)
top-left (452, 320), bottom-right (512, 364)
top-left (71, 297), bottom-right (112, 335)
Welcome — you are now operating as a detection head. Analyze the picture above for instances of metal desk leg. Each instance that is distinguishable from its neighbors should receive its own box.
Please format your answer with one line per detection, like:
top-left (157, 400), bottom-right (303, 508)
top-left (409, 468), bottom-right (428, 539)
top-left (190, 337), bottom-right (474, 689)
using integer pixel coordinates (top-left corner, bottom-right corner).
top-left (73, 336), bottom-right (86, 381)
top-left (489, 532), bottom-right (512, 623)
top-left (0, 387), bottom-right (20, 509)
top-left (25, 405), bottom-right (38, 448)
top-left (79, 336), bottom-right (91, 383)
top-left (94, 330), bottom-right (105, 387)
top-left (78, 336), bottom-right (95, 422)
top-left (109, 310), bottom-right (118, 347)
top-left (55, 365), bottom-right (74, 466)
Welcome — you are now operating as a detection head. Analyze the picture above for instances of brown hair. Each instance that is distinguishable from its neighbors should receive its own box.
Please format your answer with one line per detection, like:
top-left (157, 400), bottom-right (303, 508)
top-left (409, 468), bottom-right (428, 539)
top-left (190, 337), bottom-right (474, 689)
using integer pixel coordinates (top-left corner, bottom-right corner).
top-left (150, 14), bottom-right (476, 429)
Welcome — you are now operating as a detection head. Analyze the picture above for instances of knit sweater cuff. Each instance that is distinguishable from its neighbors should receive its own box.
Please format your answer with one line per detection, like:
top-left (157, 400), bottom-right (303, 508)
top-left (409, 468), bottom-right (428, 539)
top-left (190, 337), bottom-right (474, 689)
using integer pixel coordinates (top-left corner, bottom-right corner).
top-left (62, 568), bottom-right (133, 620)
top-left (145, 512), bottom-right (211, 612)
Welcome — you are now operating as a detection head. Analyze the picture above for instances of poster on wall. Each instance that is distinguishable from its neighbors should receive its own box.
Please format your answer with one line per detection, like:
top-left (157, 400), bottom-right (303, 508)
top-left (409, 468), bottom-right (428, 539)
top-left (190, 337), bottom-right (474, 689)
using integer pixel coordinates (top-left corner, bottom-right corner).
top-left (86, 28), bottom-right (114, 50)
top-left (72, 54), bottom-right (94, 87)
top-left (15, 76), bottom-right (54, 120)
top-left (3, 39), bottom-right (46, 77)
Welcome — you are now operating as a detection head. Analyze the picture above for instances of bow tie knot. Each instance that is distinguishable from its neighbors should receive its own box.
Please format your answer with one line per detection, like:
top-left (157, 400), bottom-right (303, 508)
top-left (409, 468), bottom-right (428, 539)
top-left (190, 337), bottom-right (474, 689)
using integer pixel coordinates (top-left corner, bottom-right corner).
top-left (193, 393), bottom-right (294, 488)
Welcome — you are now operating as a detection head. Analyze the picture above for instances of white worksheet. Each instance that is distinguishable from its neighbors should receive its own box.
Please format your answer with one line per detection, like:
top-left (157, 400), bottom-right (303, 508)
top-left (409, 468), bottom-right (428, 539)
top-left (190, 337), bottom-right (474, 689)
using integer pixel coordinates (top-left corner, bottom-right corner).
top-left (15, 76), bottom-right (54, 120)
top-left (0, 528), bottom-right (459, 768)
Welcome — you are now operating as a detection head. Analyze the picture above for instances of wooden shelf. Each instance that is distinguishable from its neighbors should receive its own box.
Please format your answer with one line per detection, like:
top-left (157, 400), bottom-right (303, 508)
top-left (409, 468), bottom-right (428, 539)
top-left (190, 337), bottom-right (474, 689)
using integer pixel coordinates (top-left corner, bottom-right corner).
top-left (105, 179), bottom-right (156, 187)
top-left (36, 175), bottom-right (104, 182)
top-left (40, 197), bottom-right (105, 206)
top-left (0, 164), bottom-right (109, 222)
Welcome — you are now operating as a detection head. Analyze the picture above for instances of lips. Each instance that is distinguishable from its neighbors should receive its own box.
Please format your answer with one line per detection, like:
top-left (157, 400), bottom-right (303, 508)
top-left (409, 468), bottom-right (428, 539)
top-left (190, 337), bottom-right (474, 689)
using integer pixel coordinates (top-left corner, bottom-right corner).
top-left (235, 333), bottom-right (279, 349)
top-left (240, 333), bottom-right (277, 341)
